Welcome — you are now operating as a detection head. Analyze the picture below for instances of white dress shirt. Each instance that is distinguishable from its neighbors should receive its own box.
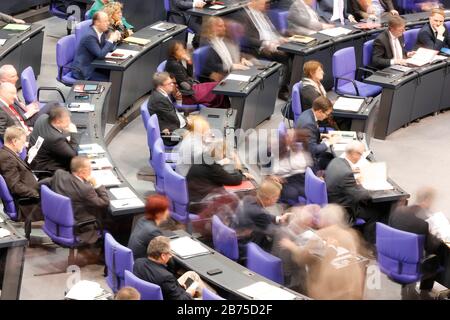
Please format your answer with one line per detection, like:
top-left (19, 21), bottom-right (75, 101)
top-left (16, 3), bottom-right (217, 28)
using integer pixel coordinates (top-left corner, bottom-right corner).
top-left (389, 31), bottom-right (404, 65)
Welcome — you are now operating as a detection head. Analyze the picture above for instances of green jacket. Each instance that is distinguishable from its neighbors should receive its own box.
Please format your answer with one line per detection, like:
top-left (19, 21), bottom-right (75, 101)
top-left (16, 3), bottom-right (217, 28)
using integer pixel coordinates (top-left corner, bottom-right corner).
top-left (87, 0), bottom-right (134, 30)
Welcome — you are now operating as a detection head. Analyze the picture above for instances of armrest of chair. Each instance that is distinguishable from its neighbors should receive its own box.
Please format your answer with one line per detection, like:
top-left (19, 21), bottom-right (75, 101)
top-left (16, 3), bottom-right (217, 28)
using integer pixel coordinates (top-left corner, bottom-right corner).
top-left (37, 87), bottom-right (66, 103)
top-left (357, 67), bottom-right (376, 80)
top-left (335, 76), bottom-right (360, 96)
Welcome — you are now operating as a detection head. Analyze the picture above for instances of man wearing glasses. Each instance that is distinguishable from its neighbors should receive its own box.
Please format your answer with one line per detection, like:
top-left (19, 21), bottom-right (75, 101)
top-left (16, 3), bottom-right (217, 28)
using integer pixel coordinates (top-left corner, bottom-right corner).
top-left (133, 236), bottom-right (204, 300)
top-left (148, 72), bottom-right (187, 146)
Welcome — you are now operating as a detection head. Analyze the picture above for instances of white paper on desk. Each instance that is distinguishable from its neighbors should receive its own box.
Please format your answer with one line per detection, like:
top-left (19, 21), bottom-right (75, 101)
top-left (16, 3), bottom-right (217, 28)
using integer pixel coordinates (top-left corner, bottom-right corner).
top-left (79, 143), bottom-right (105, 155)
top-left (90, 169), bottom-right (121, 187)
top-left (426, 212), bottom-right (450, 242)
top-left (68, 103), bottom-right (94, 112)
top-left (208, 4), bottom-right (226, 9)
top-left (432, 54), bottom-right (448, 62)
top-left (238, 282), bottom-right (296, 300)
top-left (333, 97), bottom-right (365, 112)
top-left (27, 136), bottom-right (44, 164)
top-left (226, 74), bottom-right (251, 82)
top-left (170, 236), bottom-right (210, 258)
top-left (359, 162), bottom-right (394, 191)
top-left (65, 280), bottom-right (103, 300)
top-left (111, 198), bottom-right (144, 209)
top-left (406, 47), bottom-right (438, 66)
top-left (109, 187), bottom-right (137, 200)
top-left (90, 157), bottom-right (113, 170)
top-left (105, 48), bottom-right (139, 60)
top-left (318, 27), bottom-right (352, 37)
top-left (0, 39), bottom-right (6, 46)
top-left (0, 228), bottom-right (11, 238)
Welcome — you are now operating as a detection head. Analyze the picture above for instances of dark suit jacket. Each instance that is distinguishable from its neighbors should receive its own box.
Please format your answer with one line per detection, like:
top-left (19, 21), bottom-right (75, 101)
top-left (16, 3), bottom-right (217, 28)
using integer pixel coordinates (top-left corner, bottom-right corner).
top-left (169, 0), bottom-right (193, 24)
top-left (127, 217), bottom-right (163, 260)
top-left (148, 89), bottom-right (180, 133)
top-left (186, 162), bottom-right (243, 203)
top-left (372, 29), bottom-right (406, 70)
top-left (300, 84), bottom-right (321, 111)
top-left (316, 0), bottom-right (350, 22)
top-left (389, 205), bottom-right (443, 254)
top-left (133, 258), bottom-right (192, 300)
top-left (0, 100), bottom-right (22, 139)
top-left (348, 0), bottom-right (395, 21)
top-left (29, 114), bottom-right (80, 172)
top-left (164, 57), bottom-right (196, 94)
top-left (72, 26), bottom-right (115, 80)
top-left (40, 169), bottom-right (109, 223)
top-left (198, 46), bottom-right (225, 83)
top-left (296, 109), bottom-right (327, 158)
top-left (325, 157), bottom-right (370, 212)
top-left (417, 22), bottom-right (450, 51)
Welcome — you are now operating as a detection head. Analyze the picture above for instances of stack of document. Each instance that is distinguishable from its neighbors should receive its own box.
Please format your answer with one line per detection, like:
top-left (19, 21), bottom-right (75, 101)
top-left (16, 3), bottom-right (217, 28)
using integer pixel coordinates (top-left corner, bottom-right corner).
top-left (289, 34), bottom-right (317, 45)
top-left (406, 47), bottom-right (438, 66)
top-left (0, 227), bottom-right (11, 238)
top-left (333, 97), bottom-right (365, 112)
top-left (90, 169), bottom-right (121, 187)
top-left (225, 74), bottom-right (251, 82)
top-left (123, 36), bottom-right (150, 46)
top-left (65, 280), bottom-right (104, 300)
top-left (79, 143), bottom-right (106, 155)
top-left (359, 162), bottom-right (393, 191)
top-left (3, 24), bottom-right (31, 31)
top-left (318, 27), bottom-right (352, 37)
top-left (170, 236), bottom-right (210, 259)
top-left (90, 157), bottom-right (113, 170)
top-left (110, 198), bottom-right (144, 209)
top-left (105, 48), bottom-right (139, 60)
top-left (238, 282), bottom-right (297, 300)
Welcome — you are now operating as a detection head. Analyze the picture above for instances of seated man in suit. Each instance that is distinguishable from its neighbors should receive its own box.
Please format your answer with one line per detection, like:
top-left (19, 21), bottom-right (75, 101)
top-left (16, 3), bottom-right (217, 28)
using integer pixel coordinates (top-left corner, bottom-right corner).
top-left (232, 179), bottom-right (291, 253)
top-left (0, 11), bottom-right (25, 24)
top-left (148, 72), bottom-right (187, 146)
top-left (296, 96), bottom-right (338, 170)
top-left (372, 15), bottom-right (415, 69)
top-left (231, 0), bottom-right (291, 100)
top-left (417, 8), bottom-right (450, 51)
top-left (315, 0), bottom-right (357, 23)
top-left (72, 11), bottom-right (121, 81)
top-left (133, 236), bottom-right (206, 300)
top-left (39, 156), bottom-right (109, 243)
top-left (29, 105), bottom-right (80, 172)
top-left (169, 0), bottom-right (204, 48)
top-left (0, 82), bottom-right (31, 139)
top-left (348, 0), bottom-right (398, 22)
top-left (389, 186), bottom-right (447, 292)
top-left (0, 126), bottom-right (43, 238)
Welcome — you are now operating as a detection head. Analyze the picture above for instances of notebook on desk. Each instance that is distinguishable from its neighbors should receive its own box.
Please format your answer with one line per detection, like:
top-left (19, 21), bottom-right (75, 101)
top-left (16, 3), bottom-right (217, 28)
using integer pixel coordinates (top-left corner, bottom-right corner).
top-left (3, 24), bottom-right (31, 31)
top-left (150, 22), bottom-right (176, 32)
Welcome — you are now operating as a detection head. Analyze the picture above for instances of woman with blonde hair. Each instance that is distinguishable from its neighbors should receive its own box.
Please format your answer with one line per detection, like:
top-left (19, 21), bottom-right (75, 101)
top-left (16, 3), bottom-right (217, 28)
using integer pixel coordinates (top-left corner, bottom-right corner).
top-left (103, 1), bottom-right (133, 39)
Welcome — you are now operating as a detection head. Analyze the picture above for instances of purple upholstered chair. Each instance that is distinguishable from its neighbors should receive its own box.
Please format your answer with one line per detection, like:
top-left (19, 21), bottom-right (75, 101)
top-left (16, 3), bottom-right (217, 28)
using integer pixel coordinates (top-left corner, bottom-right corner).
top-left (277, 121), bottom-right (287, 137)
top-left (193, 46), bottom-right (211, 81)
top-left (376, 222), bottom-right (425, 284)
top-left (246, 242), bottom-right (284, 284)
top-left (403, 28), bottom-right (420, 52)
top-left (0, 175), bottom-right (19, 221)
top-left (74, 19), bottom-right (93, 49)
top-left (124, 270), bottom-right (163, 300)
top-left (149, 138), bottom-right (169, 194)
top-left (212, 215), bottom-right (239, 261)
top-left (163, 163), bottom-right (199, 224)
top-left (332, 47), bottom-right (382, 97)
top-left (363, 39), bottom-right (374, 68)
top-left (104, 232), bottom-right (134, 293)
top-left (140, 100), bottom-right (151, 132)
top-left (56, 34), bottom-right (78, 86)
top-left (446, 21), bottom-right (450, 33)
top-left (202, 287), bottom-right (225, 300)
top-left (21, 67), bottom-right (66, 106)
top-left (305, 167), bottom-right (328, 206)
top-left (156, 60), bottom-right (205, 112)
top-left (291, 81), bottom-right (303, 126)
top-left (147, 114), bottom-right (178, 161)
top-left (267, 9), bottom-right (289, 34)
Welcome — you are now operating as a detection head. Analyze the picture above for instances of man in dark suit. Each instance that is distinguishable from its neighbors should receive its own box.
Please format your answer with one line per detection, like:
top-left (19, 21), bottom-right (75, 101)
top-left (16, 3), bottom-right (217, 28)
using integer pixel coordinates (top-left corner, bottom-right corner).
top-left (389, 187), bottom-right (447, 291)
top-left (417, 8), bottom-right (450, 51)
top-left (40, 156), bottom-right (109, 242)
top-left (0, 126), bottom-right (43, 238)
top-left (71, 11), bottom-right (120, 81)
top-left (296, 96), bottom-right (338, 170)
top-left (133, 236), bottom-right (203, 300)
top-left (29, 105), bottom-right (80, 172)
top-left (148, 72), bottom-right (187, 146)
top-left (169, 0), bottom-right (203, 47)
top-left (348, 0), bottom-right (398, 22)
top-left (230, 0), bottom-right (291, 100)
top-left (0, 82), bottom-right (30, 139)
top-left (372, 16), bottom-right (414, 70)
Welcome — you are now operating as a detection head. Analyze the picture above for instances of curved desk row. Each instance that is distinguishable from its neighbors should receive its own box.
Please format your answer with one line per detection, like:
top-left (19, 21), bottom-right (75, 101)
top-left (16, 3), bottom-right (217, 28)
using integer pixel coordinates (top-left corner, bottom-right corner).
top-left (278, 11), bottom-right (450, 91)
top-left (0, 24), bottom-right (44, 84)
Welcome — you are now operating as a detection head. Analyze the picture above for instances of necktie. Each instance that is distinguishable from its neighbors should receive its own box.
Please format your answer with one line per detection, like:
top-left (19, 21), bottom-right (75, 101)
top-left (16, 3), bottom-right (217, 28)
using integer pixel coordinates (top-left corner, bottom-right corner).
top-left (8, 104), bottom-right (30, 133)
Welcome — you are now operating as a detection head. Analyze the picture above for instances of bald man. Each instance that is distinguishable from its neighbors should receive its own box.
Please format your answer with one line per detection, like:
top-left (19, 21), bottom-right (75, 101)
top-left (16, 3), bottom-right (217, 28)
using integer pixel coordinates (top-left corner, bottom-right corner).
top-left (0, 82), bottom-right (30, 139)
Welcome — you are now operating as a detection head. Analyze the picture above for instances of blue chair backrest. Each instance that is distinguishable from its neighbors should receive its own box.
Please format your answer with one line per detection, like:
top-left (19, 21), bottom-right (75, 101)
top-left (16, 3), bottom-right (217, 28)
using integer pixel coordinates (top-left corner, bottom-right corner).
top-left (157, 60), bottom-right (167, 73)
top-left (403, 28), bottom-right (420, 51)
top-left (0, 175), bottom-right (18, 221)
top-left (333, 47), bottom-right (356, 88)
top-left (163, 163), bottom-right (190, 223)
top-left (75, 19), bottom-right (93, 49)
top-left (212, 215), bottom-right (239, 261)
top-left (150, 138), bottom-right (167, 195)
top-left (148, 114), bottom-right (162, 147)
top-left (104, 232), bottom-right (134, 293)
top-left (140, 99), bottom-right (150, 131)
top-left (40, 185), bottom-right (77, 247)
top-left (267, 9), bottom-right (288, 34)
top-left (376, 222), bottom-right (424, 284)
top-left (21, 66), bottom-right (38, 105)
top-left (56, 34), bottom-right (76, 80)
top-left (446, 21), bottom-right (450, 33)
top-left (124, 270), bottom-right (163, 300)
top-left (305, 167), bottom-right (328, 206)
top-left (247, 242), bottom-right (284, 284)
top-left (193, 46), bottom-right (210, 80)
top-left (363, 39), bottom-right (374, 68)
top-left (291, 81), bottom-right (303, 125)
top-left (202, 287), bottom-right (225, 300)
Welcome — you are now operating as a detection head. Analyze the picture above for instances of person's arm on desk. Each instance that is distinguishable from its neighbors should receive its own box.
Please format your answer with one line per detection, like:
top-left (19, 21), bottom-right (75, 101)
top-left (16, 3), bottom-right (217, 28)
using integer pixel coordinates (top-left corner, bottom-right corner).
top-left (0, 12), bottom-right (25, 24)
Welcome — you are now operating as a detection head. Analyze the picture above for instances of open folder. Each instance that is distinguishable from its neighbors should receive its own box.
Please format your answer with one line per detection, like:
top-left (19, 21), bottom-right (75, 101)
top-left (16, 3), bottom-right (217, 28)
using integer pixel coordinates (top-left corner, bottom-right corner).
top-left (170, 236), bottom-right (210, 259)
top-left (359, 162), bottom-right (393, 191)
top-left (406, 47), bottom-right (439, 66)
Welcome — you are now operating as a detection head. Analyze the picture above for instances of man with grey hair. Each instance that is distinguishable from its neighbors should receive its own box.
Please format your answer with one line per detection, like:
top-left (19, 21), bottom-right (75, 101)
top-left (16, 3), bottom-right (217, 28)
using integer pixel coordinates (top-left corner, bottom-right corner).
top-left (0, 82), bottom-right (31, 138)
top-left (147, 72), bottom-right (186, 146)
